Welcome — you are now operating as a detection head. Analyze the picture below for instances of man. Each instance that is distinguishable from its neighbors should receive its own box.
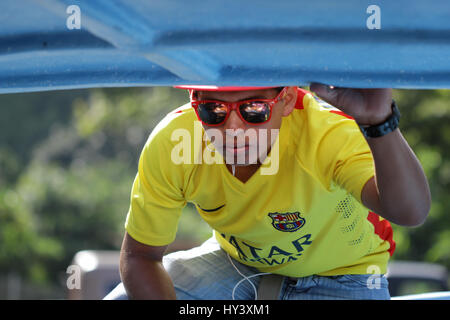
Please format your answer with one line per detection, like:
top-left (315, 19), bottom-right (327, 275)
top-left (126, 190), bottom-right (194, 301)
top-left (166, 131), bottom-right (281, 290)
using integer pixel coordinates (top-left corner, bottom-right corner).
top-left (105, 84), bottom-right (431, 300)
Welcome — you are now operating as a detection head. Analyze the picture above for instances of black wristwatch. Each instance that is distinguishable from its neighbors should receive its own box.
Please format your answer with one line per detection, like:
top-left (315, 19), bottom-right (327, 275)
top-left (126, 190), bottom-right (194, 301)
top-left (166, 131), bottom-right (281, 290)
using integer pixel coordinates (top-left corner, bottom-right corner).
top-left (359, 100), bottom-right (401, 138)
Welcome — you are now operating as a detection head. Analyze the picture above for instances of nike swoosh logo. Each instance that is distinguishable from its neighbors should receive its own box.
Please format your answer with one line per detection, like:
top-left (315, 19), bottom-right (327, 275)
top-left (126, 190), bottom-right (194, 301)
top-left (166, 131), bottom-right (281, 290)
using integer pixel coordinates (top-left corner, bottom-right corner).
top-left (197, 204), bottom-right (226, 212)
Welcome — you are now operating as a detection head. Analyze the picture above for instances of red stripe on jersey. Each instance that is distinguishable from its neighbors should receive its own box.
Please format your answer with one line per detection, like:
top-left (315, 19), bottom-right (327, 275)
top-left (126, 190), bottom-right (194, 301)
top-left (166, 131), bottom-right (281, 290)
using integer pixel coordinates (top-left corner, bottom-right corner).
top-left (367, 211), bottom-right (396, 256)
top-left (294, 88), bottom-right (309, 109)
top-left (329, 110), bottom-right (354, 120)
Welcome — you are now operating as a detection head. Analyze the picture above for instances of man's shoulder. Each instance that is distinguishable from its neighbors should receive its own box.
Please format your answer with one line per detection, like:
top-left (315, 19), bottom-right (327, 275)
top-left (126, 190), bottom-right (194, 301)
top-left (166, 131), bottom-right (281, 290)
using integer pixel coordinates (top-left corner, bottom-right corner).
top-left (139, 103), bottom-right (201, 170)
top-left (290, 89), bottom-right (358, 141)
top-left (146, 103), bottom-right (198, 143)
top-left (154, 102), bottom-right (197, 131)
top-left (289, 89), bottom-right (367, 164)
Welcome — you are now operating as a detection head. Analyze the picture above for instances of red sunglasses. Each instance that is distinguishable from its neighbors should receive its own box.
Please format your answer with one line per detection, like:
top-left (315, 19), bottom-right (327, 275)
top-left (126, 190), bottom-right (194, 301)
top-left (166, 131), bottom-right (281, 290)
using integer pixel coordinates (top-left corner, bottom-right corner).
top-left (190, 87), bottom-right (288, 126)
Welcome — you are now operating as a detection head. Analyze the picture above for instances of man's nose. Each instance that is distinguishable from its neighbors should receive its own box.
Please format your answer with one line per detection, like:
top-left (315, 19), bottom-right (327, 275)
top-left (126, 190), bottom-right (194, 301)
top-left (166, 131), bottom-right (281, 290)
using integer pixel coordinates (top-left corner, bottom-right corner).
top-left (224, 109), bottom-right (246, 131)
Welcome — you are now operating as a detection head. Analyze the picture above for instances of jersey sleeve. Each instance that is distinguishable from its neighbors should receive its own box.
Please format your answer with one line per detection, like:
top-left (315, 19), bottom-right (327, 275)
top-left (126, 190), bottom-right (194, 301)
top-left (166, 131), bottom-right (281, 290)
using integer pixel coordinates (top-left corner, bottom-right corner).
top-left (125, 126), bottom-right (187, 246)
top-left (299, 93), bottom-right (375, 203)
top-left (325, 119), bottom-right (375, 202)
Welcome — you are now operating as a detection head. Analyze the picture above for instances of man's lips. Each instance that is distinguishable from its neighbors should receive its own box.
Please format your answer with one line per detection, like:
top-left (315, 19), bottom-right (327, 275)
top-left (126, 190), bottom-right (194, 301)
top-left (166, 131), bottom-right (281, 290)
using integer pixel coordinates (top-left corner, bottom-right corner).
top-left (224, 144), bottom-right (250, 153)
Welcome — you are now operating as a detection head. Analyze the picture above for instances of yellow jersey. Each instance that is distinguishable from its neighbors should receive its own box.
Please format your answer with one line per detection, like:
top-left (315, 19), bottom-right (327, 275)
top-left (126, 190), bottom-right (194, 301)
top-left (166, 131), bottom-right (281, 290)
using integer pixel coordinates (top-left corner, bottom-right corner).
top-left (125, 88), bottom-right (395, 277)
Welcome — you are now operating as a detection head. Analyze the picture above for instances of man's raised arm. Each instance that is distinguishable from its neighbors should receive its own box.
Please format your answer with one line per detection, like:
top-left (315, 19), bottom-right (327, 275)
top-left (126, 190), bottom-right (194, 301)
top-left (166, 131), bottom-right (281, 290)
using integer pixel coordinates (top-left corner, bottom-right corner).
top-left (310, 84), bottom-right (431, 226)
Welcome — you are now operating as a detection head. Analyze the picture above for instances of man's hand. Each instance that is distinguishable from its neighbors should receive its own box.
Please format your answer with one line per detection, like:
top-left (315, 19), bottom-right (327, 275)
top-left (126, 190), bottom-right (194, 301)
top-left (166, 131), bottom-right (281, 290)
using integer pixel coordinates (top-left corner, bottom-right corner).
top-left (310, 82), bottom-right (431, 227)
top-left (309, 83), bottom-right (393, 126)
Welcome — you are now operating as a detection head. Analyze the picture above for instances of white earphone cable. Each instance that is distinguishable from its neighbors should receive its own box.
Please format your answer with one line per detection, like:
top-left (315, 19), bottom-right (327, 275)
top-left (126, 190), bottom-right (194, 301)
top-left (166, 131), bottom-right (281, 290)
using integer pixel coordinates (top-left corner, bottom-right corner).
top-left (227, 253), bottom-right (271, 300)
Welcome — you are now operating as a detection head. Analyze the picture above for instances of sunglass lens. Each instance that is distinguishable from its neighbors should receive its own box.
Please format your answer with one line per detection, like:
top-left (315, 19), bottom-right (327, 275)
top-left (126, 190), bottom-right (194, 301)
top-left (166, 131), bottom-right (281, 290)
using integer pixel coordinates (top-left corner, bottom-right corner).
top-left (239, 102), bottom-right (271, 123)
top-left (197, 102), bottom-right (227, 125)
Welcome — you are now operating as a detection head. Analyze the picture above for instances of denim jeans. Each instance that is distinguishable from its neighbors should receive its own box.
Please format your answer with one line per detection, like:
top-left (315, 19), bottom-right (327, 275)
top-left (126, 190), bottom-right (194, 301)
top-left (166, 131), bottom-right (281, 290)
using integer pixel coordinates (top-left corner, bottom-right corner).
top-left (104, 237), bottom-right (390, 300)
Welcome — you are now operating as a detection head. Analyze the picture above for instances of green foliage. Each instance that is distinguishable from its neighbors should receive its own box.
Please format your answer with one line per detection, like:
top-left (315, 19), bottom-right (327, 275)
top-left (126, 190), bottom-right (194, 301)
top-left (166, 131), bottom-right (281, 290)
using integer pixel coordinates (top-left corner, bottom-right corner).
top-left (0, 87), bottom-right (211, 295)
top-left (0, 86), bottom-right (448, 297)
top-left (391, 89), bottom-right (450, 267)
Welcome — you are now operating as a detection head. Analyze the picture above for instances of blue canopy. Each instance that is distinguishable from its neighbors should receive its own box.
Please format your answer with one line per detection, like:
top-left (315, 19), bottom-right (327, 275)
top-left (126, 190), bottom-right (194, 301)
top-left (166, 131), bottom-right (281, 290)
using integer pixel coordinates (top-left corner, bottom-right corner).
top-left (1, 0), bottom-right (449, 93)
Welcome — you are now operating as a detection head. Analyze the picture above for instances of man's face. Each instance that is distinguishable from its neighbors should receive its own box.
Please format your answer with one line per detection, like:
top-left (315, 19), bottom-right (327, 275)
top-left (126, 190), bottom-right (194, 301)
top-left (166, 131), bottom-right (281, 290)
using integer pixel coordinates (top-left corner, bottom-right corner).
top-left (195, 87), bottom-right (297, 166)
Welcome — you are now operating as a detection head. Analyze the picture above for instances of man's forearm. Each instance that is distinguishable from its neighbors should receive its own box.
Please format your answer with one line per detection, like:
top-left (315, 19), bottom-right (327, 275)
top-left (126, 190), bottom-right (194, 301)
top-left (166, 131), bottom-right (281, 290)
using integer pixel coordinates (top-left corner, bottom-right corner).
top-left (365, 128), bottom-right (431, 226)
top-left (120, 254), bottom-right (177, 300)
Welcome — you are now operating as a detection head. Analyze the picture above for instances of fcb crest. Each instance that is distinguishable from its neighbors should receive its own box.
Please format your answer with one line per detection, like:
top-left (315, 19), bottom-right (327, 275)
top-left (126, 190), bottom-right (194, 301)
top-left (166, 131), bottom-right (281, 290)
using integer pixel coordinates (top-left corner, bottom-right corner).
top-left (268, 212), bottom-right (305, 232)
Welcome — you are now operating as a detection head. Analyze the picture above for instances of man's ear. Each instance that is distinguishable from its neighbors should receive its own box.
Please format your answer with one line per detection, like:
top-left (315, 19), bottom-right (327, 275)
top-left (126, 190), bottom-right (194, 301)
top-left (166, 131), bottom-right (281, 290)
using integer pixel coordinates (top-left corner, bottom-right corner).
top-left (282, 86), bottom-right (298, 117)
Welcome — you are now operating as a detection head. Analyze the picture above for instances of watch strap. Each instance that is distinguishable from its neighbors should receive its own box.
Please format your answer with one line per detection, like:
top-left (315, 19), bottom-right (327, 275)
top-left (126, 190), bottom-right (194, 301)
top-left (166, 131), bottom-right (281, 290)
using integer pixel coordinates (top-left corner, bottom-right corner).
top-left (359, 100), bottom-right (401, 138)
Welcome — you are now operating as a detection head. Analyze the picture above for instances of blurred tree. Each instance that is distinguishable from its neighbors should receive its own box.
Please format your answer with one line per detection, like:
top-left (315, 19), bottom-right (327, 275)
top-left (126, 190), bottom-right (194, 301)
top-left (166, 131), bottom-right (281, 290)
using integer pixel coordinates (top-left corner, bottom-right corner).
top-left (0, 87), bottom-right (212, 296)
top-left (391, 89), bottom-right (450, 268)
top-left (0, 91), bottom-right (85, 165)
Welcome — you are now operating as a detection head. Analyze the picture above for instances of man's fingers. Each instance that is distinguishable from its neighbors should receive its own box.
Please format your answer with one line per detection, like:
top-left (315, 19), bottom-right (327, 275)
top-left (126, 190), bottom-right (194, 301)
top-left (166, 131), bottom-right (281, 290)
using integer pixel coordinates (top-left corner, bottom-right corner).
top-left (309, 82), bottom-right (340, 106)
